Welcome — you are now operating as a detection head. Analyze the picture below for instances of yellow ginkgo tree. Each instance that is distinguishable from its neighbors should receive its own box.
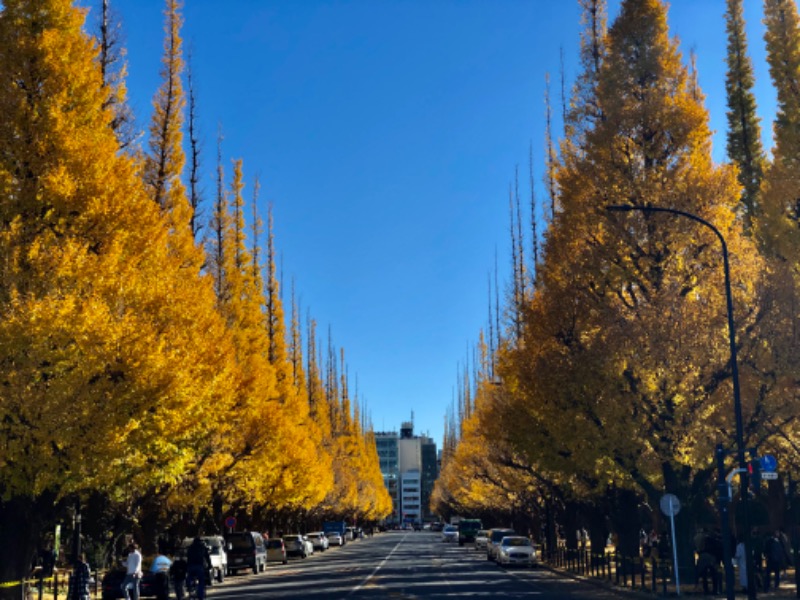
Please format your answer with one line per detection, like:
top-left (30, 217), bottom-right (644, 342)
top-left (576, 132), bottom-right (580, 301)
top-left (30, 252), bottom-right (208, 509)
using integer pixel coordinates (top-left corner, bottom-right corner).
top-left (0, 0), bottom-right (236, 591)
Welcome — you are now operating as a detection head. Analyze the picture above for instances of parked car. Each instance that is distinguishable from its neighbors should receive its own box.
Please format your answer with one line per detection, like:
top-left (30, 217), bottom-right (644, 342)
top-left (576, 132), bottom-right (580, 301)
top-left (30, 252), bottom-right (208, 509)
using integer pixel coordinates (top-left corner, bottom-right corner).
top-left (430, 522), bottom-right (444, 532)
top-left (283, 534), bottom-right (314, 558)
top-left (266, 538), bottom-right (288, 565)
top-left (202, 535), bottom-right (228, 583)
top-left (475, 530), bottom-right (489, 551)
top-left (225, 531), bottom-right (267, 574)
top-left (496, 536), bottom-right (536, 567)
top-left (101, 569), bottom-right (169, 600)
top-left (486, 528), bottom-right (516, 561)
top-left (178, 538), bottom-right (215, 586)
top-left (441, 525), bottom-right (459, 543)
top-left (326, 531), bottom-right (344, 547)
top-left (306, 532), bottom-right (329, 552)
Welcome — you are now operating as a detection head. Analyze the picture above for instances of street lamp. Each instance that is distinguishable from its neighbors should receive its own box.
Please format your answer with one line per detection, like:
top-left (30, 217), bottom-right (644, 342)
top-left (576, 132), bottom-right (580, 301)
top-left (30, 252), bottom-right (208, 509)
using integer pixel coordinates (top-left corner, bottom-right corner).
top-left (606, 204), bottom-right (754, 600)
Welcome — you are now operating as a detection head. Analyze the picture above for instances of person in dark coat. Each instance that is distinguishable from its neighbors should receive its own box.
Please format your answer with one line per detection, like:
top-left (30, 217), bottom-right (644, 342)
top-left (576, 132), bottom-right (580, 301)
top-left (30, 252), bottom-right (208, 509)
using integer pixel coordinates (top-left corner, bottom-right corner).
top-left (186, 538), bottom-right (211, 600)
top-left (69, 553), bottom-right (92, 600)
top-left (169, 555), bottom-right (187, 600)
top-left (764, 530), bottom-right (789, 591)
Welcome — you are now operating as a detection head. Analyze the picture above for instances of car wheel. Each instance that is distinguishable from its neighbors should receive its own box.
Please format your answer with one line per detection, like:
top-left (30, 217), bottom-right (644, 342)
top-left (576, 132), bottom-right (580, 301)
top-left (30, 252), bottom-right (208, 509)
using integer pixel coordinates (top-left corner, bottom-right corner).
top-left (217, 568), bottom-right (225, 583)
top-left (282, 558), bottom-right (287, 565)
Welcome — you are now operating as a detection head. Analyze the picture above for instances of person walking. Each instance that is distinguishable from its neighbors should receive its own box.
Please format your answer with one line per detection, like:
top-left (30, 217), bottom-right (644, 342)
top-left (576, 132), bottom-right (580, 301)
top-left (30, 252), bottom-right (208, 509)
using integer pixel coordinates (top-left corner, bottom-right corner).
top-left (169, 554), bottom-right (188, 600)
top-left (121, 542), bottom-right (142, 600)
top-left (186, 537), bottom-right (211, 600)
top-left (70, 552), bottom-right (92, 600)
top-left (169, 554), bottom-right (189, 600)
top-left (695, 530), bottom-right (721, 595)
top-left (764, 529), bottom-right (789, 591)
top-left (734, 539), bottom-right (748, 593)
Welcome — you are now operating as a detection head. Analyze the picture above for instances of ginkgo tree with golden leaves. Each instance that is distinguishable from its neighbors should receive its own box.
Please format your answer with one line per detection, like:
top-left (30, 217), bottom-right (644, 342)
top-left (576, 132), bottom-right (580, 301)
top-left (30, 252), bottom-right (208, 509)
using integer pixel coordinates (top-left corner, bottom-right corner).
top-left (0, 0), bottom-right (236, 590)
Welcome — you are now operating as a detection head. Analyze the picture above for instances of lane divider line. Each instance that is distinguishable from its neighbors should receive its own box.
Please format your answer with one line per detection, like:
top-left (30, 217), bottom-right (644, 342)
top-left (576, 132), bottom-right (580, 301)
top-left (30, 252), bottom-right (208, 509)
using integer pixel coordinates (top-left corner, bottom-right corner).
top-left (347, 533), bottom-right (408, 596)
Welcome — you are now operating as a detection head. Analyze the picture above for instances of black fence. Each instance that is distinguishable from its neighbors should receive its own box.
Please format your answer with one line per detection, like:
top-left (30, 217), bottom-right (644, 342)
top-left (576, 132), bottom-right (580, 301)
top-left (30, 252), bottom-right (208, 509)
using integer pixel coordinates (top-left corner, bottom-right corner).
top-left (545, 546), bottom-right (800, 598)
top-left (547, 547), bottom-right (675, 595)
top-left (17, 569), bottom-right (101, 600)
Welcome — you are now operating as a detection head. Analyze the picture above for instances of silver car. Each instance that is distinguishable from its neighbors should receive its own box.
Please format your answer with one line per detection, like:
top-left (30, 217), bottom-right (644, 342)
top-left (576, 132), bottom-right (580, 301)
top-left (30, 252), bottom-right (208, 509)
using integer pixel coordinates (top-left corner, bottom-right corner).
top-left (496, 536), bottom-right (536, 567)
top-left (282, 534), bottom-right (314, 558)
top-left (306, 532), bottom-right (329, 552)
top-left (474, 530), bottom-right (489, 551)
top-left (442, 525), bottom-right (459, 543)
top-left (487, 528), bottom-right (516, 561)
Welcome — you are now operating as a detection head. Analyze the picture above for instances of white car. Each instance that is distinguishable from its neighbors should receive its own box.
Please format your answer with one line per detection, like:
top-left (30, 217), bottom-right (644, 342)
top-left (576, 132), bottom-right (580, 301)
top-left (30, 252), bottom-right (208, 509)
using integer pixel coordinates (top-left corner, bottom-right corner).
top-left (282, 534), bottom-right (314, 558)
top-left (474, 530), bottom-right (489, 551)
top-left (496, 536), bottom-right (536, 567)
top-left (326, 531), bottom-right (344, 546)
top-left (442, 525), bottom-right (459, 543)
top-left (486, 528), bottom-right (516, 561)
top-left (306, 532), bottom-right (329, 552)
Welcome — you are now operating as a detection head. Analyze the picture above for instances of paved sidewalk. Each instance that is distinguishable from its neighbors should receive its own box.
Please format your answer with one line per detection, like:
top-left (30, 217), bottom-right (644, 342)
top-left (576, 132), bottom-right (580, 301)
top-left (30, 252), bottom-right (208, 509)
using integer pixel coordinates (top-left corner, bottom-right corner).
top-left (545, 562), bottom-right (800, 598)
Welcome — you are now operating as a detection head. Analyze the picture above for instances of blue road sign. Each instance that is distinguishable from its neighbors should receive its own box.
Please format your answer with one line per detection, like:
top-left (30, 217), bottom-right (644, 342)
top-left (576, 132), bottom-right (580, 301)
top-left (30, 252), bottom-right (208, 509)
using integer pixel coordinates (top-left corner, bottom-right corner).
top-left (760, 454), bottom-right (777, 473)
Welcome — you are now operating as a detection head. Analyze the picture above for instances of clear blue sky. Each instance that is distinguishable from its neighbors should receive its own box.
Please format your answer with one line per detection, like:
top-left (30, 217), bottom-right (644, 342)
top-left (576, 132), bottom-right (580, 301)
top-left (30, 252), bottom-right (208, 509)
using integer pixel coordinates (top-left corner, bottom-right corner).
top-left (86, 0), bottom-right (776, 449)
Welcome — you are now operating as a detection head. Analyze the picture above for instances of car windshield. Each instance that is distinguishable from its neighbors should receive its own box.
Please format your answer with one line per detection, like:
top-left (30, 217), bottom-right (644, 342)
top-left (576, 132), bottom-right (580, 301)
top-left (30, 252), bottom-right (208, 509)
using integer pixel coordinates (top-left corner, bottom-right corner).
top-left (477, 530), bottom-right (488, 537)
top-left (503, 538), bottom-right (531, 547)
top-left (266, 540), bottom-right (283, 549)
top-left (283, 535), bottom-right (301, 542)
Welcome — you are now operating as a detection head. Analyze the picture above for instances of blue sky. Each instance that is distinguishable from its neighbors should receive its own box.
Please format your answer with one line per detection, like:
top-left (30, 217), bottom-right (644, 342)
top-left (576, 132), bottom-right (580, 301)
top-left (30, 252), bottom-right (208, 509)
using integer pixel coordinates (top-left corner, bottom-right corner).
top-left (85, 0), bottom-right (777, 448)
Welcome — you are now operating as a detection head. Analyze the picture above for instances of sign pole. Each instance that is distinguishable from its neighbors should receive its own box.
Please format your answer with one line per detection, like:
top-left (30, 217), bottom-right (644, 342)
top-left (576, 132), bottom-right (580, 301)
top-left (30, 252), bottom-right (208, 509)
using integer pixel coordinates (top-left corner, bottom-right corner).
top-left (668, 497), bottom-right (681, 596)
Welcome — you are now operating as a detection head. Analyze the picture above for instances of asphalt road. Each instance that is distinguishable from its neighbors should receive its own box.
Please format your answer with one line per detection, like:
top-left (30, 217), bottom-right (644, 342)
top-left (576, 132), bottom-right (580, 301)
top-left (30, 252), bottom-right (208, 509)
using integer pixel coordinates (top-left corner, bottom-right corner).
top-left (206, 531), bottom-right (645, 599)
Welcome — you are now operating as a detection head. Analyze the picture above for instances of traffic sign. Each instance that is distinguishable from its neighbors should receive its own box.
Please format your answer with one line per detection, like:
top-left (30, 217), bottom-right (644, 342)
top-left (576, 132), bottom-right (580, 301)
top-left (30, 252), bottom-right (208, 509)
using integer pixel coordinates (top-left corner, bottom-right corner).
top-left (760, 454), bottom-right (778, 473)
top-left (762, 472), bottom-right (778, 480)
top-left (660, 493), bottom-right (681, 517)
top-left (225, 516), bottom-right (237, 529)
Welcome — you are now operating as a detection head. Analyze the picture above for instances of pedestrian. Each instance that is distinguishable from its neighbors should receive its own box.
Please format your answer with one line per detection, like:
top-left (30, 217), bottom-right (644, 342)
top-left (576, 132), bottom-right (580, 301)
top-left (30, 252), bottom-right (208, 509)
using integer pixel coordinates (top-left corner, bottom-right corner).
top-left (70, 552), bottom-right (92, 600)
top-left (121, 542), bottom-right (142, 600)
top-left (778, 527), bottom-right (793, 575)
top-left (186, 537), bottom-right (211, 600)
top-left (734, 539), bottom-right (748, 593)
top-left (40, 543), bottom-right (56, 578)
top-left (697, 530), bottom-right (722, 595)
top-left (764, 529), bottom-right (789, 591)
top-left (150, 545), bottom-right (172, 573)
top-left (169, 554), bottom-right (187, 600)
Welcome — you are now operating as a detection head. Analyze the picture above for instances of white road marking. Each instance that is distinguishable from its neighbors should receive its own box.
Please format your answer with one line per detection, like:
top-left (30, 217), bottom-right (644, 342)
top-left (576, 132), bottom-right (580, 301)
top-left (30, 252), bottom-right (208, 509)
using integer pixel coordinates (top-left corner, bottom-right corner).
top-left (347, 533), bottom-right (408, 596)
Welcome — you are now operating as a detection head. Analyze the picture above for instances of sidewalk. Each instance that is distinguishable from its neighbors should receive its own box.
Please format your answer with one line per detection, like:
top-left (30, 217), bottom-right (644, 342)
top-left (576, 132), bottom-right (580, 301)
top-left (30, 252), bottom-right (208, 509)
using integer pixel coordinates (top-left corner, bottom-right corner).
top-left (545, 561), bottom-right (800, 598)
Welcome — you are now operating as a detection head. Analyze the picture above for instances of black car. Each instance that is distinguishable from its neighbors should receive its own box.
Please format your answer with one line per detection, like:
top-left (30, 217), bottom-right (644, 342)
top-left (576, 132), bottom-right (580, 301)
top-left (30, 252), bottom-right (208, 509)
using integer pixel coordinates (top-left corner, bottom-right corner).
top-left (225, 531), bottom-right (267, 574)
top-left (101, 569), bottom-right (170, 600)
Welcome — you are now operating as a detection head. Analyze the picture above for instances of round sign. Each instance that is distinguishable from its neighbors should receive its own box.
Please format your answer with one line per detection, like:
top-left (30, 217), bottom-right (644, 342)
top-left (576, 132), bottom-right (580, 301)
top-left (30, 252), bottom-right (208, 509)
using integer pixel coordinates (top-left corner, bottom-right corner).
top-left (660, 493), bottom-right (681, 517)
top-left (760, 454), bottom-right (777, 473)
top-left (225, 516), bottom-right (237, 529)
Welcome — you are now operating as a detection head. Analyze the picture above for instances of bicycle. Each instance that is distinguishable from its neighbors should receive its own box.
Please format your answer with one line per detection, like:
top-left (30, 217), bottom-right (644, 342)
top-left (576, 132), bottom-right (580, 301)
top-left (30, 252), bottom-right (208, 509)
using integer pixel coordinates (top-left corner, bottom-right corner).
top-left (185, 573), bottom-right (199, 600)
top-left (184, 570), bottom-right (208, 600)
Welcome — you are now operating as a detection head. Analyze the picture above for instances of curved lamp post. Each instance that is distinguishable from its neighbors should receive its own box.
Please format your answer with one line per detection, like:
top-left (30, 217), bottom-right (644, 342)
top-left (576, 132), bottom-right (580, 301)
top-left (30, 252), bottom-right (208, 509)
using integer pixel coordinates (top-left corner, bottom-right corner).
top-left (606, 204), bottom-right (754, 600)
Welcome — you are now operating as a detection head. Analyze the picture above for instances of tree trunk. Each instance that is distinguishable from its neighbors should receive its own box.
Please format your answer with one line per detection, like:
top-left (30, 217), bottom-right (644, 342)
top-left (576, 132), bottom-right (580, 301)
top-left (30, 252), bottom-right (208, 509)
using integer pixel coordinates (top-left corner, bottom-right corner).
top-left (0, 494), bottom-right (56, 600)
top-left (608, 488), bottom-right (640, 556)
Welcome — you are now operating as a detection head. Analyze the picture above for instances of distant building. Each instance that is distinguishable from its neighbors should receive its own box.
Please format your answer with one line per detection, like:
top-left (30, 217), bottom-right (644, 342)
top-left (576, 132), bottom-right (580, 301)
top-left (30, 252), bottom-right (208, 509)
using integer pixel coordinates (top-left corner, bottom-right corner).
top-left (375, 431), bottom-right (399, 518)
top-left (375, 421), bottom-right (438, 524)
